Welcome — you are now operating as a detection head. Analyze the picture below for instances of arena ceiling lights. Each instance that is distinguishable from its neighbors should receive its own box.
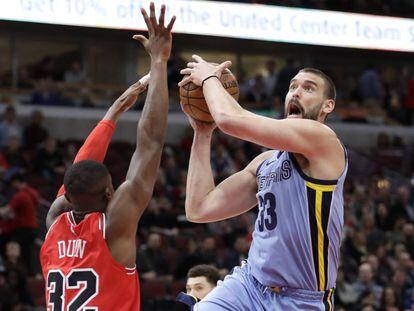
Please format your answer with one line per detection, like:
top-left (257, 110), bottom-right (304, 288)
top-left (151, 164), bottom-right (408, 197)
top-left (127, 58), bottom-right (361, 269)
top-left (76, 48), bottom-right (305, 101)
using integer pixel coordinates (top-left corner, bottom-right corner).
top-left (2, 0), bottom-right (414, 52)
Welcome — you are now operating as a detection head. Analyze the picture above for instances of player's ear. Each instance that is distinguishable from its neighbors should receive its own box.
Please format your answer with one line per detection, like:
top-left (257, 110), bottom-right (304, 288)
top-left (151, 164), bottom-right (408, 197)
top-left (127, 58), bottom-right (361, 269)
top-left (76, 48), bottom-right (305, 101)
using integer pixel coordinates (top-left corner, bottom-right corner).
top-left (322, 99), bottom-right (335, 115)
top-left (104, 187), bottom-right (113, 201)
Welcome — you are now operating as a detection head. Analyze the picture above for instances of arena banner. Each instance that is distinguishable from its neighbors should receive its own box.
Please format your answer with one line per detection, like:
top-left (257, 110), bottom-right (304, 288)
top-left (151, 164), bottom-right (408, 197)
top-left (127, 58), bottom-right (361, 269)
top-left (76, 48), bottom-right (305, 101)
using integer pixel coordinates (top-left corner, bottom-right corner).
top-left (1, 0), bottom-right (414, 52)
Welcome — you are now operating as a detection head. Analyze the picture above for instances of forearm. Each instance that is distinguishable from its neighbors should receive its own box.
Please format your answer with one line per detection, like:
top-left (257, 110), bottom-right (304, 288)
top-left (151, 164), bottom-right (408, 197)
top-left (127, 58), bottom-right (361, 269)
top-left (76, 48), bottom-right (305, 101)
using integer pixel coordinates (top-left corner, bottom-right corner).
top-left (202, 77), bottom-right (245, 124)
top-left (138, 60), bottom-right (168, 145)
top-left (185, 132), bottom-right (216, 220)
top-left (126, 60), bottom-right (168, 184)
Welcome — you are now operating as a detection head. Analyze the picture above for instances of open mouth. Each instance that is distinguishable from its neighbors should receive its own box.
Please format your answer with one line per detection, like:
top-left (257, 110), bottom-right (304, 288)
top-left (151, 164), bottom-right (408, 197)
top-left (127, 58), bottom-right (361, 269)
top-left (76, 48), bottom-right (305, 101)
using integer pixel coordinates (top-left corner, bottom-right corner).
top-left (287, 101), bottom-right (303, 118)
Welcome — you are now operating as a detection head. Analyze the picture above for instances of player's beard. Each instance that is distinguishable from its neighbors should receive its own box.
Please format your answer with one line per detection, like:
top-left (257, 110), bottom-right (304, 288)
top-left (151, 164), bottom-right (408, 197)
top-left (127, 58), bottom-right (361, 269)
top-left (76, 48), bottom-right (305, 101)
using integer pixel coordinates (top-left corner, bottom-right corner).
top-left (284, 100), bottom-right (322, 121)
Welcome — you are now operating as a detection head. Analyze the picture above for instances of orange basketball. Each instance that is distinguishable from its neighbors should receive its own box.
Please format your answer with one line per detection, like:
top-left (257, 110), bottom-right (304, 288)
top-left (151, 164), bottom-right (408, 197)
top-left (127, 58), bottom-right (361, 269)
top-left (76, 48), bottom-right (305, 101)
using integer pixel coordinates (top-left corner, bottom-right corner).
top-left (179, 69), bottom-right (239, 123)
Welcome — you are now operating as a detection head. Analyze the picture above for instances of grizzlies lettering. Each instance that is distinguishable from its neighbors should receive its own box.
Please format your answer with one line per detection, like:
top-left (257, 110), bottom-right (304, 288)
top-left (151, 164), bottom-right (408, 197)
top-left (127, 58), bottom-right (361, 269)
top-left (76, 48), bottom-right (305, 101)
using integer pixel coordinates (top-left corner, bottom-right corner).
top-left (257, 160), bottom-right (292, 191)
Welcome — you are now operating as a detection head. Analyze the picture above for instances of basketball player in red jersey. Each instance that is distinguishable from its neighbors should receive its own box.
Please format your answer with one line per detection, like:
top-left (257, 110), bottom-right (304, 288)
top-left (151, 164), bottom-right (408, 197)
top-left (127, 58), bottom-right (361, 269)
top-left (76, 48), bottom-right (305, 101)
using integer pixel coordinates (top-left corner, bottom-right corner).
top-left (40, 3), bottom-right (175, 310)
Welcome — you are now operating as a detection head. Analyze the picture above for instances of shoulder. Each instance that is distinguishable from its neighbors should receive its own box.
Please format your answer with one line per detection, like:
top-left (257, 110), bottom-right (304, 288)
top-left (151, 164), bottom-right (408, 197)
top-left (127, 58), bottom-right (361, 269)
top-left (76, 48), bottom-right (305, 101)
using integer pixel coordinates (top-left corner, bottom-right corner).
top-left (245, 150), bottom-right (275, 175)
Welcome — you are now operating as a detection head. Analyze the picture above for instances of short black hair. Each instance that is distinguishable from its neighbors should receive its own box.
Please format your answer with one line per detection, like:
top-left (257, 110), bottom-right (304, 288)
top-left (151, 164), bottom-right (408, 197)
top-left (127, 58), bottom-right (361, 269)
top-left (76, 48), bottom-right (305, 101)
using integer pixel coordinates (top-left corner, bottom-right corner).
top-left (64, 160), bottom-right (110, 195)
top-left (299, 68), bottom-right (336, 101)
top-left (187, 265), bottom-right (220, 286)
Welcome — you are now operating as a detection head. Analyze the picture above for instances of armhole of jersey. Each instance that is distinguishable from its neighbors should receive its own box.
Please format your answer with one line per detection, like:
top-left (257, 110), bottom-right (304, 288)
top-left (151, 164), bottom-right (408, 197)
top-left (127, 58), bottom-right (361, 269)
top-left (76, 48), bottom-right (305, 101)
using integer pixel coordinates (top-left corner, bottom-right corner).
top-left (288, 152), bottom-right (338, 185)
top-left (102, 213), bottom-right (106, 240)
top-left (126, 265), bottom-right (137, 275)
top-left (256, 160), bottom-right (266, 177)
top-left (67, 211), bottom-right (76, 226)
top-left (45, 216), bottom-right (60, 240)
top-left (341, 142), bottom-right (349, 174)
top-left (97, 213), bottom-right (106, 239)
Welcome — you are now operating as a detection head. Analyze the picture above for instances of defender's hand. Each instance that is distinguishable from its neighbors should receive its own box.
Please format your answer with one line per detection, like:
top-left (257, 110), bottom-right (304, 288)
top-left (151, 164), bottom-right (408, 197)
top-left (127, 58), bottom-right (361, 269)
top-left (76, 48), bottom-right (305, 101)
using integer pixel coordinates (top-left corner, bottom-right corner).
top-left (104, 73), bottom-right (150, 122)
top-left (133, 3), bottom-right (176, 62)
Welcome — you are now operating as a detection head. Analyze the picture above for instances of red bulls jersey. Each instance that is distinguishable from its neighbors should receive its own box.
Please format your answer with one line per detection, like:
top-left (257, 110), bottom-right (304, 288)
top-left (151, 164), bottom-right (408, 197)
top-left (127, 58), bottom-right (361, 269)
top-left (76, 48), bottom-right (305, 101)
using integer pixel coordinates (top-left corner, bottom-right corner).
top-left (40, 212), bottom-right (140, 311)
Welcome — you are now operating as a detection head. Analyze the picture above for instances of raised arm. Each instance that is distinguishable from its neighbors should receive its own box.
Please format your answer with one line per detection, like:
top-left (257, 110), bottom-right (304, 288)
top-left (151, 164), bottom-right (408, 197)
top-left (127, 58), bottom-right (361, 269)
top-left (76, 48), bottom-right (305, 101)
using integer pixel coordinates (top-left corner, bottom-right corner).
top-left (104, 3), bottom-right (175, 267)
top-left (179, 55), bottom-right (344, 180)
top-left (45, 75), bottom-right (150, 229)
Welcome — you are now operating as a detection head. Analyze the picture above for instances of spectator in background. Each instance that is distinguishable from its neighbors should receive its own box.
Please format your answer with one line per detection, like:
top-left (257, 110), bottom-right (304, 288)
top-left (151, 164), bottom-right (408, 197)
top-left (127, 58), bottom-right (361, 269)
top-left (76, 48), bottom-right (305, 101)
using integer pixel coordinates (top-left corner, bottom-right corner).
top-left (335, 266), bottom-right (359, 309)
top-left (402, 223), bottom-right (414, 260)
top-left (17, 67), bottom-right (34, 89)
top-left (274, 58), bottom-right (298, 102)
top-left (137, 232), bottom-right (171, 281)
top-left (167, 49), bottom-right (186, 88)
top-left (0, 136), bottom-right (25, 172)
top-left (3, 241), bottom-right (27, 279)
top-left (390, 269), bottom-right (409, 307)
top-left (31, 78), bottom-right (62, 106)
top-left (0, 171), bottom-right (39, 274)
top-left (23, 110), bottom-right (48, 150)
top-left (380, 286), bottom-right (401, 311)
top-left (375, 202), bottom-right (394, 232)
top-left (33, 136), bottom-right (65, 180)
top-left (223, 235), bottom-right (249, 270)
top-left (400, 66), bottom-right (414, 125)
top-left (33, 56), bottom-right (60, 81)
top-left (185, 264), bottom-right (220, 300)
top-left (0, 106), bottom-right (22, 148)
top-left (244, 74), bottom-right (268, 109)
top-left (0, 268), bottom-right (14, 310)
top-left (64, 60), bottom-right (89, 84)
top-left (353, 262), bottom-right (383, 309)
top-left (391, 186), bottom-right (414, 223)
top-left (263, 59), bottom-right (278, 106)
top-left (79, 89), bottom-right (97, 108)
top-left (358, 64), bottom-right (385, 104)
top-left (211, 143), bottom-right (235, 182)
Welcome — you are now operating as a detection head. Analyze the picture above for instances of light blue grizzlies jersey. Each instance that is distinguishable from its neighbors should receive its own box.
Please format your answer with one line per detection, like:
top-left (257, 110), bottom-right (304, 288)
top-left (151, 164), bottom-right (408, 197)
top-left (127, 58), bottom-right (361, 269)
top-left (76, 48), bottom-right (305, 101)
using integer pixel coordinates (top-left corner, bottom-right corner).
top-left (248, 148), bottom-right (348, 292)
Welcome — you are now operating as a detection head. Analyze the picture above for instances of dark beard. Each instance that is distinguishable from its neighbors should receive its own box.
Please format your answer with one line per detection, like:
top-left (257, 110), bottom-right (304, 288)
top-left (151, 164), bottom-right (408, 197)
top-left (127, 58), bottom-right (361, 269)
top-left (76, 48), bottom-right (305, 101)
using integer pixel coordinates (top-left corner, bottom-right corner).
top-left (284, 100), bottom-right (322, 121)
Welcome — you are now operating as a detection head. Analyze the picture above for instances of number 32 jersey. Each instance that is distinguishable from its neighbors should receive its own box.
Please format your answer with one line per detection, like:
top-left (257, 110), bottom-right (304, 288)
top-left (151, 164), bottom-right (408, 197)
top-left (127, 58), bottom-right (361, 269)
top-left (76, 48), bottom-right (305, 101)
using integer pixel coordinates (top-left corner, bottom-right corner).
top-left (248, 150), bottom-right (347, 292)
top-left (40, 212), bottom-right (140, 311)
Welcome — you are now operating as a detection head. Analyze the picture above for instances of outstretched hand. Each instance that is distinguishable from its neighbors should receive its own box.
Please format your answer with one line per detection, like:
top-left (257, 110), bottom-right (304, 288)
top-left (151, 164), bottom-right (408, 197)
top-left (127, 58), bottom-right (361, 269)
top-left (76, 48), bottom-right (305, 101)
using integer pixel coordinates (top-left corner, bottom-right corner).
top-left (133, 3), bottom-right (176, 62)
top-left (103, 73), bottom-right (150, 122)
top-left (178, 55), bottom-right (232, 87)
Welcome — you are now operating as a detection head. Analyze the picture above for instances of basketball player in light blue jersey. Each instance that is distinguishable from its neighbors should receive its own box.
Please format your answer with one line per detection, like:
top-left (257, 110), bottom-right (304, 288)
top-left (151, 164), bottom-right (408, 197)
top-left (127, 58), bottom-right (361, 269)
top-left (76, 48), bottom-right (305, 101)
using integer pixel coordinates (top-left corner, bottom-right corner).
top-left (178, 55), bottom-right (347, 310)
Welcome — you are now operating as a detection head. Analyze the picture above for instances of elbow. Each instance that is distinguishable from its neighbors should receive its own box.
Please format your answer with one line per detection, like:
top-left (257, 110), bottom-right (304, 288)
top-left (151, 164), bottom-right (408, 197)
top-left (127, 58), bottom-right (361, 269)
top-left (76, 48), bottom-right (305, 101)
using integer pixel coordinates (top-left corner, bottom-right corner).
top-left (185, 202), bottom-right (208, 223)
top-left (214, 108), bottom-right (247, 136)
top-left (214, 112), bottom-right (234, 134)
top-left (138, 122), bottom-right (165, 145)
top-left (186, 214), bottom-right (204, 223)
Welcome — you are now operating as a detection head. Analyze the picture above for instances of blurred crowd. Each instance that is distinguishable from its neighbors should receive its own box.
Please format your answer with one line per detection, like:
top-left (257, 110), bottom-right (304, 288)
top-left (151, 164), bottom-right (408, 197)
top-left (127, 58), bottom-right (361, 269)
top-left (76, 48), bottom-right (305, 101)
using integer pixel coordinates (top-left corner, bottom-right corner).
top-left (1, 53), bottom-right (413, 126)
top-left (0, 105), bottom-right (412, 310)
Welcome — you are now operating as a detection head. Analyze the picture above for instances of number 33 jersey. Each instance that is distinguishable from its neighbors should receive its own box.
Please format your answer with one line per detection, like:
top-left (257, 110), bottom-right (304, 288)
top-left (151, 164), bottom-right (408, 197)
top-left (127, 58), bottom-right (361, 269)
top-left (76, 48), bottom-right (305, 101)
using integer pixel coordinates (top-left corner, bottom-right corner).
top-left (248, 150), bottom-right (348, 292)
top-left (40, 212), bottom-right (140, 311)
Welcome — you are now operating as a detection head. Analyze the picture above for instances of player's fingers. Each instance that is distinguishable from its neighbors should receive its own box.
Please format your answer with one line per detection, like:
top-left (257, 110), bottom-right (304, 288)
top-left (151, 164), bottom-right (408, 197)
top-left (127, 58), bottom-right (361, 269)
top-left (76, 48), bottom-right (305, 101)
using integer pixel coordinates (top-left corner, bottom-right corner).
top-left (139, 73), bottom-right (151, 86)
top-left (187, 62), bottom-right (196, 68)
top-left (166, 15), bottom-right (176, 32)
top-left (149, 2), bottom-right (158, 33)
top-left (140, 8), bottom-right (154, 34)
top-left (158, 4), bottom-right (165, 27)
top-left (178, 77), bottom-right (192, 87)
top-left (132, 35), bottom-right (148, 47)
top-left (180, 68), bottom-right (192, 75)
top-left (192, 54), bottom-right (204, 63)
top-left (219, 60), bottom-right (232, 70)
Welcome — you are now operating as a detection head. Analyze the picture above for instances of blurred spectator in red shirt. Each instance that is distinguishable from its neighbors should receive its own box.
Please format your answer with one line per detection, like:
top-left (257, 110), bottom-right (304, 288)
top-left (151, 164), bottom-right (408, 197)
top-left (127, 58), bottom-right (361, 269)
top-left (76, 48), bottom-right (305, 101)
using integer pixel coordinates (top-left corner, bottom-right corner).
top-left (0, 171), bottom-right (39, 274)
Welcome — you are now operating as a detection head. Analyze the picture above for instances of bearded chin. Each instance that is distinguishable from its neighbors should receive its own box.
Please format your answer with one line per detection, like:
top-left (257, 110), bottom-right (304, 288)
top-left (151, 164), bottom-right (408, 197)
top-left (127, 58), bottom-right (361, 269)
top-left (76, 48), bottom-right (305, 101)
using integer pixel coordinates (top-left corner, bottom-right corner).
top-left (284, 108), bottom-right (320, 120)
top-left (302, 110), bottom-right (319, 121)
